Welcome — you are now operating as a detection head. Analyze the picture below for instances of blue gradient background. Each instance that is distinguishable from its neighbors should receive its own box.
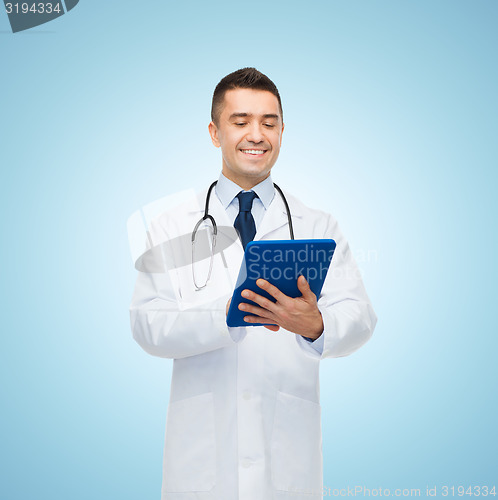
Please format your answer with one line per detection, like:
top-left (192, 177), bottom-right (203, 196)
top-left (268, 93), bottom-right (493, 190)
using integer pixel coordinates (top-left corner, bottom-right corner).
top-left (1, 1), bottom-right (496, 498)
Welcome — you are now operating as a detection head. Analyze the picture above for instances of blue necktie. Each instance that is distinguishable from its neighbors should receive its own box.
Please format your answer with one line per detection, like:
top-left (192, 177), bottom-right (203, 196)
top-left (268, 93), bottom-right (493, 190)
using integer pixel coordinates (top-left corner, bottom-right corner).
top-left (234, 191), bottom-right (257, 250)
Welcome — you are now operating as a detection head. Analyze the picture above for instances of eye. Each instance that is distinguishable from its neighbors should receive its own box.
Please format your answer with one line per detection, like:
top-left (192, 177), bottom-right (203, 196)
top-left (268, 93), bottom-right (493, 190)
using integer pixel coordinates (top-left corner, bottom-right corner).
top-left (235, 123), bottom-right (247, 127)
top-left (264, 123), bottom-right (275, 128)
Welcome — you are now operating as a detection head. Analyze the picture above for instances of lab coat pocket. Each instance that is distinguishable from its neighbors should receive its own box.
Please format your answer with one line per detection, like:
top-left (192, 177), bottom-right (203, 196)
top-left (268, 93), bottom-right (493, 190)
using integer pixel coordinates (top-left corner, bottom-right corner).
top-left (162, 392), bottom-right (216, 492)
top-left (271, 391), bottom-right (322, 493)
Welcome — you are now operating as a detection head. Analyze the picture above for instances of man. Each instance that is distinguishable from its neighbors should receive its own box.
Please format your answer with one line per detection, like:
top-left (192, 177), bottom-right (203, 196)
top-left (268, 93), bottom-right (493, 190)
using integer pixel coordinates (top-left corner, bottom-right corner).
top-left (130, 67), bottom-right (377, 500)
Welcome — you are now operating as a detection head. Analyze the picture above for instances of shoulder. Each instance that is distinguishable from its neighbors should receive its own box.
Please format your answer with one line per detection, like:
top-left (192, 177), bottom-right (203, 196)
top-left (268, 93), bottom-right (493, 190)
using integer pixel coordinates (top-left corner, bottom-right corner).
top-left (278, 188), bottom-right (353, 262)
top-left (147, 189), bottom-right (205, 245)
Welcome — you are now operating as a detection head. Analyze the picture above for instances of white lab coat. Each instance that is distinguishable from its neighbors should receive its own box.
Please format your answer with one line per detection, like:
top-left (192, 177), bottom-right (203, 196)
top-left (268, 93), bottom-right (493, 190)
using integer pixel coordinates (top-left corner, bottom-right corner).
top-left (129, 185), bottom-right (377, 500)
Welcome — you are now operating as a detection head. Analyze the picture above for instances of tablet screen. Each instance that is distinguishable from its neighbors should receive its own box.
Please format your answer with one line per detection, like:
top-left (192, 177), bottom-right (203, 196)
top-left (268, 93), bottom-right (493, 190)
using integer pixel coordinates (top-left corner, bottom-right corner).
top-left (226, 239), bottom-right (336, 327)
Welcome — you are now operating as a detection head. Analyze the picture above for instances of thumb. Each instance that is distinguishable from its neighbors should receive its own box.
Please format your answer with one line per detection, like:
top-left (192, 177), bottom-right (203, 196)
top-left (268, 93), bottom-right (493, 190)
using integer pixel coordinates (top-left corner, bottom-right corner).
top-left (297, 275), bottom-right (315, 301)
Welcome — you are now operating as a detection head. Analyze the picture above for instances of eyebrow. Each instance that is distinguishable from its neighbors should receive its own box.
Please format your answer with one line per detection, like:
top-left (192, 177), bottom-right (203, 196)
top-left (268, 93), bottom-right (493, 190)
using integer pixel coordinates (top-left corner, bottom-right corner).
top-left (229, 112), bottom-right (280, 120)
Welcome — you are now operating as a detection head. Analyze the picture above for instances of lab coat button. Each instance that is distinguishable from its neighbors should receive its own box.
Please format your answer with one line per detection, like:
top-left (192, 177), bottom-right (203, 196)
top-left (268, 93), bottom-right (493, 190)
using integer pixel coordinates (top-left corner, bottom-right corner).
top-left (242, 391), bottom-right (251, 400)
top-left (241, 458), bottom-right (252, 468)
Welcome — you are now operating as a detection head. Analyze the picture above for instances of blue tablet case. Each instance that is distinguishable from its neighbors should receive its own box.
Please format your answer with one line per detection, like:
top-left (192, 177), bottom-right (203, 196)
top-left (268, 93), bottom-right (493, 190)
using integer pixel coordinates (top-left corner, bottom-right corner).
top-left (226, 239), bottom-right (336, 327)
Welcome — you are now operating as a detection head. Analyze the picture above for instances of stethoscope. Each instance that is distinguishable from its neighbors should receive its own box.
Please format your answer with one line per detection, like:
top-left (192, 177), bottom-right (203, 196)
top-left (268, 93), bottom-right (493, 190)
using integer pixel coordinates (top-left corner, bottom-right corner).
top-left (191, 180), bottom-right (295, 290)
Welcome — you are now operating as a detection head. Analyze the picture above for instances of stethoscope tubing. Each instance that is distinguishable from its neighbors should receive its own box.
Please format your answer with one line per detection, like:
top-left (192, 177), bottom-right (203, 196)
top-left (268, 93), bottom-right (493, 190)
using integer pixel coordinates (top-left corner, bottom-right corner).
top-left (194, 180), bottom-right (294, 241)
top-left (191, 180), bottom-right (294, 290)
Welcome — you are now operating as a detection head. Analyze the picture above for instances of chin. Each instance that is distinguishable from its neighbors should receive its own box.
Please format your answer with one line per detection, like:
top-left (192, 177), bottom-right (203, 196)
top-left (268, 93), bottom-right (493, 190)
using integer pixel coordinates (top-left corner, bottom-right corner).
top-left (241, 169), bottom-right (270, 178)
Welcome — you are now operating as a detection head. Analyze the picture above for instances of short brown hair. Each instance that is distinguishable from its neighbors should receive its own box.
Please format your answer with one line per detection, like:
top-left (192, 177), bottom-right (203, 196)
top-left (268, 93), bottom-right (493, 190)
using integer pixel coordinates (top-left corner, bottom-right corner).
top-left (211, 67), bottom-right (283, 125)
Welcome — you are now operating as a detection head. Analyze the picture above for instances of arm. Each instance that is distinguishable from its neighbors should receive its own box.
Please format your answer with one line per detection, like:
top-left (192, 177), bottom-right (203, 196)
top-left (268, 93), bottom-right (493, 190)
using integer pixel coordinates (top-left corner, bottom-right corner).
top-left (296, 215), bottom-right (377, 359)
top-left (237, 215), bottom-right (376, 359)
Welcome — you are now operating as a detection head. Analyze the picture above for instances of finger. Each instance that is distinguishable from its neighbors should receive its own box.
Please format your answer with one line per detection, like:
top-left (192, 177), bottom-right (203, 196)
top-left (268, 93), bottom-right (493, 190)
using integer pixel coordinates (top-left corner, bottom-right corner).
top-left (297, 275), bottom-right (316, 301)
top-left (243, 314), bottom-right (279, 326)
top-left (239, 302), bottom-right (269, 314)
top-left (255, 279), bottom-right (289, 304)
top-left (263, 324), bottom-right (280, 332)
top-left (239, 302), bottom-right (274, 319)
top-left (241, 289), bottom-right (278, 312)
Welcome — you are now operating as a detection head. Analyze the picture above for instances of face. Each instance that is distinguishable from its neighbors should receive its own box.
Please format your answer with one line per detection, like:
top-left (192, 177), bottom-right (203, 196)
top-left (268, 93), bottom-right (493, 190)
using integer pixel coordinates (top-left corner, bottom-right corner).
top-left (208, 88), bottom-right (284, 190)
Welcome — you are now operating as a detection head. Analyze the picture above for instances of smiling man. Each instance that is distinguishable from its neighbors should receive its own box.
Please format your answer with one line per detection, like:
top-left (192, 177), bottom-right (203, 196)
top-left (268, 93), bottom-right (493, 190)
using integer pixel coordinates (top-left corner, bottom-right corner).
top-left (130, 67), bottom-right (377, 500)
top-left (209, 86), bottom-right (283, 190)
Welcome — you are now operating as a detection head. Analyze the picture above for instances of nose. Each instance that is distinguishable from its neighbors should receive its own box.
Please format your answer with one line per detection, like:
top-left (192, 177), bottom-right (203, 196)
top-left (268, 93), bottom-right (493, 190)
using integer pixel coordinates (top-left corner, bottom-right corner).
top-left (245, 123), bottom-right (265, 144)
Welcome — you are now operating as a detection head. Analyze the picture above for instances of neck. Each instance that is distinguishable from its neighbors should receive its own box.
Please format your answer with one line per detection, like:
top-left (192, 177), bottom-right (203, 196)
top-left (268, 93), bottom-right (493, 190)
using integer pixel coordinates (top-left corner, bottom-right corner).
top-left (222, 170), bottom-right (270, 191)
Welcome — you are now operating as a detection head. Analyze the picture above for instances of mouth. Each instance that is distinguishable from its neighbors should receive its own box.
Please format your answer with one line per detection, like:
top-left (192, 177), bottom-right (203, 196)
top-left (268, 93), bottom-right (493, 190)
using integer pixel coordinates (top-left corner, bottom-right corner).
top-left (239, 149), bottom-right (268, 156)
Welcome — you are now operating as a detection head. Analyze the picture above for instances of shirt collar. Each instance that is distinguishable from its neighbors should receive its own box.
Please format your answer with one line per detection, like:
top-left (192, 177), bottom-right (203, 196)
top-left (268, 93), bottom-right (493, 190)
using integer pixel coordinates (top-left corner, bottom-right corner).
top-left (215, 172), bottom-right (275, 210)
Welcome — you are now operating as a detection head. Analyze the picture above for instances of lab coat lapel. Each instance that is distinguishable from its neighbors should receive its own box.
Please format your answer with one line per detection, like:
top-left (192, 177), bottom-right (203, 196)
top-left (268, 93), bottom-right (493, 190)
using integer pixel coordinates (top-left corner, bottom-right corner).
top-left (188, 187), bottom-right (244, 284)
top-left (210, 191), bottom-right (244, 253)
top-left (208, 192), bottom-right (245, 286)
top-left (188, 186), bottom-right (243, 250)
top-left (255, 189), bottom-right (301, 241)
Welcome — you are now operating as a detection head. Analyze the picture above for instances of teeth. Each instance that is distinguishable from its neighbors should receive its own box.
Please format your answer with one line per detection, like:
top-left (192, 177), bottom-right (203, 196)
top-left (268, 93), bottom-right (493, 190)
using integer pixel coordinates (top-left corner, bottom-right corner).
top-left (241, 149), bottom-right (265, 155)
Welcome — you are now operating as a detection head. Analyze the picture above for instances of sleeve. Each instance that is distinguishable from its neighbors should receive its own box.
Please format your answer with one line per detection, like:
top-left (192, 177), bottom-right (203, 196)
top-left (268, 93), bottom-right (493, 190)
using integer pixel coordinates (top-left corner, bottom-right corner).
top-left (129, 217), bottom-right (246, 360)
top-left (295, 215), bottom-right (377, 359)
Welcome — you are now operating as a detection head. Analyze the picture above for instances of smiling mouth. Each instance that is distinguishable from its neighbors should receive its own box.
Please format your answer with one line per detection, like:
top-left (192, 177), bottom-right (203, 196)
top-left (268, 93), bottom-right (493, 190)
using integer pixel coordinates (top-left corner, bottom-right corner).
top-left (240, 149), bottom-right (267, 156)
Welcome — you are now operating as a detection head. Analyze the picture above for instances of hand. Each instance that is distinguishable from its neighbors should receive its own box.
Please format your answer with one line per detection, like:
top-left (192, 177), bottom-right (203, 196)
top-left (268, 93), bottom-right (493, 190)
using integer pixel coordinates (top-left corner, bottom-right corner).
top-left (226, 295), bottom-right (279, 332)
top-left (238, 276), bottom-right (324, 339)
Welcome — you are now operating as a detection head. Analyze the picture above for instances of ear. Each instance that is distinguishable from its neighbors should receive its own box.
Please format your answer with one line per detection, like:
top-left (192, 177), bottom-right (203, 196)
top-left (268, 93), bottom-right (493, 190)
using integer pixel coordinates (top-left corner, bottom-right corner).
top-left (279, 122), bottom-right (285, 147)
top-left (208, 121), bottom-right (221, 148)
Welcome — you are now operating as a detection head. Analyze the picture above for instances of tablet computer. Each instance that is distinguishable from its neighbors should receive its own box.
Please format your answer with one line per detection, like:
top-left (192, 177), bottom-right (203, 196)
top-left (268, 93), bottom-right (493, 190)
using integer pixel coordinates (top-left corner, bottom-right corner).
top-left (226, 239), bottom-right (336, 327)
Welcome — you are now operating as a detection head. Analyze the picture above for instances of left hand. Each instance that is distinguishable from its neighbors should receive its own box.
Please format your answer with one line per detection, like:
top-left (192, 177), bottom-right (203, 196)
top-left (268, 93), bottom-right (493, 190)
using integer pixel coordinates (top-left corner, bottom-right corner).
top-left (238, 276), bottom-right (324, 340)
